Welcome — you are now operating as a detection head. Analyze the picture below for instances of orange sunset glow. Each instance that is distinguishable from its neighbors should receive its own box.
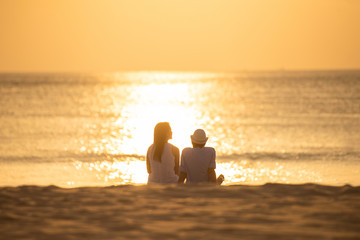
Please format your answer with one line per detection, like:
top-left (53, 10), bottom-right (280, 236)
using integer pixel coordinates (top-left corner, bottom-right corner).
top-left (1, 1), bottom-right (360, 239)
top-left (1, 0), bottom-right (360, 72)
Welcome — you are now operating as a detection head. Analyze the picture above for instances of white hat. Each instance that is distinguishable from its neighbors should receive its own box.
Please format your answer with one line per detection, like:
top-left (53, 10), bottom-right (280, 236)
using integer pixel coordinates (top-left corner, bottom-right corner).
top-left (191, 129), bottom-right (208, 144)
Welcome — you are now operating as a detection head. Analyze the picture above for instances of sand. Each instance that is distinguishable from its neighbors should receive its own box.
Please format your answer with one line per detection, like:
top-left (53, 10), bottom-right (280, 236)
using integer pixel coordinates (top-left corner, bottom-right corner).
top-left (1, 183), bottom-right (360, 240)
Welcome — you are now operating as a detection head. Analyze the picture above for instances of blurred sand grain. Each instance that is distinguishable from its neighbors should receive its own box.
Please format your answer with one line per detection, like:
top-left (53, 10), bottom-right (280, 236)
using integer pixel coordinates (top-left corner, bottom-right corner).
top-left (1, 184), bottom-right (360, 240)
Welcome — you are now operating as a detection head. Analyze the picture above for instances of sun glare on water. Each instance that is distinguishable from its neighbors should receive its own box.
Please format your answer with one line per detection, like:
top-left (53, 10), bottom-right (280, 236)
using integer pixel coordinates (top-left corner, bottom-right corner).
top-left (116, 81), bottom-right (199, 153)
top-left (68, 72), bottom-right (333, 187)
top-left (71, 72), bottom-right (215, 186)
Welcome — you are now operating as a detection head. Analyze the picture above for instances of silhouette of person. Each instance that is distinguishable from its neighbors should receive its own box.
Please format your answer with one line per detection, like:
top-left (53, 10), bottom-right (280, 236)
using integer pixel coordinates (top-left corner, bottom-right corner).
top-left (178, 129), bottom-right (224, 184)
top-left (146, 122), bottom-right (179, 184)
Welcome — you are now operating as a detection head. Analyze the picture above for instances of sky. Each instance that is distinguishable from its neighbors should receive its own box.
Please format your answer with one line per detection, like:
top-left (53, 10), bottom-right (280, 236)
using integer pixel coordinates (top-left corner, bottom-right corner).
top-left (0, 0), bottom-right (359, 72)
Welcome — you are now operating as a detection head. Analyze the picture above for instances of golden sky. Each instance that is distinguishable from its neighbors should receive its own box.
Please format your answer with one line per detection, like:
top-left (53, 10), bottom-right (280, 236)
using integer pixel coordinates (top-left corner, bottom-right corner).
top-left (0, 0), bottom-right (359, 72)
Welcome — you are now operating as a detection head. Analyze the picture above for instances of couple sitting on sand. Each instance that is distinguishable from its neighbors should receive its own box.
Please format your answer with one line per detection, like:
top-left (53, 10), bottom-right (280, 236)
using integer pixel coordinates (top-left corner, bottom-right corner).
top-left (146, 122), bottom-right (224, 184)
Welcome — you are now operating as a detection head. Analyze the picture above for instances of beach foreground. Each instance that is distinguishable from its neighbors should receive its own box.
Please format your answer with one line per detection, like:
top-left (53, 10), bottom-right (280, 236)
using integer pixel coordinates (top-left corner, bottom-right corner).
top-left (1, 184), bottom-right (360, 240)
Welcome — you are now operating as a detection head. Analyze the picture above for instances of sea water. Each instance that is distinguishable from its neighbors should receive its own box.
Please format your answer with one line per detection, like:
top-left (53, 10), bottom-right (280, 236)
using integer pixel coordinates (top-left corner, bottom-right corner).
top-left (0, 71), bottom-right (359, 187)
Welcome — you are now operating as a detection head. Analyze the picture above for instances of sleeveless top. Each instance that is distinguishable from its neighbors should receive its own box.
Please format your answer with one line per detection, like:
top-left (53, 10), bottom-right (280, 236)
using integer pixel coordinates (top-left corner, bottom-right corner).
top-left (147, 143), bottom-right (179, 184)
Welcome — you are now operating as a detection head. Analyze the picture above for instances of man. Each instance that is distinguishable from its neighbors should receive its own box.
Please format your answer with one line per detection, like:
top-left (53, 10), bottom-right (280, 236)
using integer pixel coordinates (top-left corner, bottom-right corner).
top-left (178, 129), bottom-right (224, 184)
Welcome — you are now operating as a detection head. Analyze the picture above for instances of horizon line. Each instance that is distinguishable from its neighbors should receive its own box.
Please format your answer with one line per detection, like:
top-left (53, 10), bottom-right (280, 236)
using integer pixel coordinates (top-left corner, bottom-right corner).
top-left (1, 68), bottom-right (360, 75)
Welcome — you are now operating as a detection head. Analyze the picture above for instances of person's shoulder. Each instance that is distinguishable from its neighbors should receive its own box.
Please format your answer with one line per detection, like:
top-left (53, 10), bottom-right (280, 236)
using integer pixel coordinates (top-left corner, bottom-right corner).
top-left (182, 147), bottom-right (192, 151)
top-left (147, 144), bottom-right (154, 151)
top-left (203, 147), bottom-right (215, 152)
top-left (147, 144), bottom-right (154, 157)
top-left (168, 143), bottom-right (179, 150)
top-left (203, 147), bottom-right (216, 156)
top-left (169, 143), bottom-right (179, 153)
top-left (181, 147), bottom-right (192, 154)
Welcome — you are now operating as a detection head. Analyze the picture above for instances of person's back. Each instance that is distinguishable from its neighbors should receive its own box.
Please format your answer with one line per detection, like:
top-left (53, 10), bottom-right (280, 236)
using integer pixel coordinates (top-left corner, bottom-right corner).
top-left (148, 143), bottom-right (178, 184)
top-left (180, 147), bottom-right (215, 183)
top-left (178, 129), bottom-right (223, 184)
top-left (146, 122), bottom-right (179, 184)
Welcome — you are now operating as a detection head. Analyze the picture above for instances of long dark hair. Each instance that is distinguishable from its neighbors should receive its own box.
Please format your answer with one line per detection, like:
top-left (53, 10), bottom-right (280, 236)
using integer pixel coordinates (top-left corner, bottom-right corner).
top-left (153, 122), bottom-right (171, 162)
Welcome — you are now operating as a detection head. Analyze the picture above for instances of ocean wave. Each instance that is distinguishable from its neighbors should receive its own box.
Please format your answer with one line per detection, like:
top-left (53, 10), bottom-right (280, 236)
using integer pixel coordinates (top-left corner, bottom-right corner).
top-left (0, 153), bottom-right (145, 163)
top-left (217, 151), bottom-right (360, 162)
top-left (1, 151), bottom-right (359, 163)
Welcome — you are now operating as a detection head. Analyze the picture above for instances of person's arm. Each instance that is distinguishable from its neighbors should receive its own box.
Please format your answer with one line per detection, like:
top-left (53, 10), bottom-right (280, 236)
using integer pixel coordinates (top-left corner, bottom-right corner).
top-left (178, 149), bottom-right (187, 183)
top-left (171, 145), bottom-right (180, 176)
top-left (208, 168), bottom-right (216, 183)
top-left (208, 148), bottom-right (217, 183)
top-left (146, 147), bottom-right (151, 174)
top-left (178, 171), bottom-right (187, 184)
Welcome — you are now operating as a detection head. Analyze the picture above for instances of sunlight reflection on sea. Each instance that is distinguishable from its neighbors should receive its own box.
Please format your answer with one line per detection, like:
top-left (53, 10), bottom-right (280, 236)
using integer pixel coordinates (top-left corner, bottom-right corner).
top-left (0, 71), bottom-right (359, 187)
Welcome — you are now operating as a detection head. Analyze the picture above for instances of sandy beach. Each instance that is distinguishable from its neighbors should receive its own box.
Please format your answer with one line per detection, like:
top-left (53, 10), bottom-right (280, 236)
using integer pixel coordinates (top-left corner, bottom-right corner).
top-left (1, 183), bottom-right (360, 240)
top-left (1, 0), bottom-right (360, 239)
top-left (1, 72), bottom-right (359, 240)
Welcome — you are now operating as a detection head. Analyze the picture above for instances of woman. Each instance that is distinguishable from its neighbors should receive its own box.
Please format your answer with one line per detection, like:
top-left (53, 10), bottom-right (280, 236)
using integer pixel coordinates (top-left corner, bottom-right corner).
top-left (146, 122), bottom-right (179, 184)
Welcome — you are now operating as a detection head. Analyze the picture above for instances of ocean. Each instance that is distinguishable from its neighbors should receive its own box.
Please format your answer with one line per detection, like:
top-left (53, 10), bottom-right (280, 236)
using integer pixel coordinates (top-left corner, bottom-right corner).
top-left (1, 71), bottom-right (359, 187)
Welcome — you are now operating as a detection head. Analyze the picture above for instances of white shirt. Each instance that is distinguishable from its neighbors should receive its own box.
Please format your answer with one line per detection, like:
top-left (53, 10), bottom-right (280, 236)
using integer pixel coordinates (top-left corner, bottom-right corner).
top-left (180, 147), bottom-right (216, 183)
top-left (147, 143), bottom-right (179, 184)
